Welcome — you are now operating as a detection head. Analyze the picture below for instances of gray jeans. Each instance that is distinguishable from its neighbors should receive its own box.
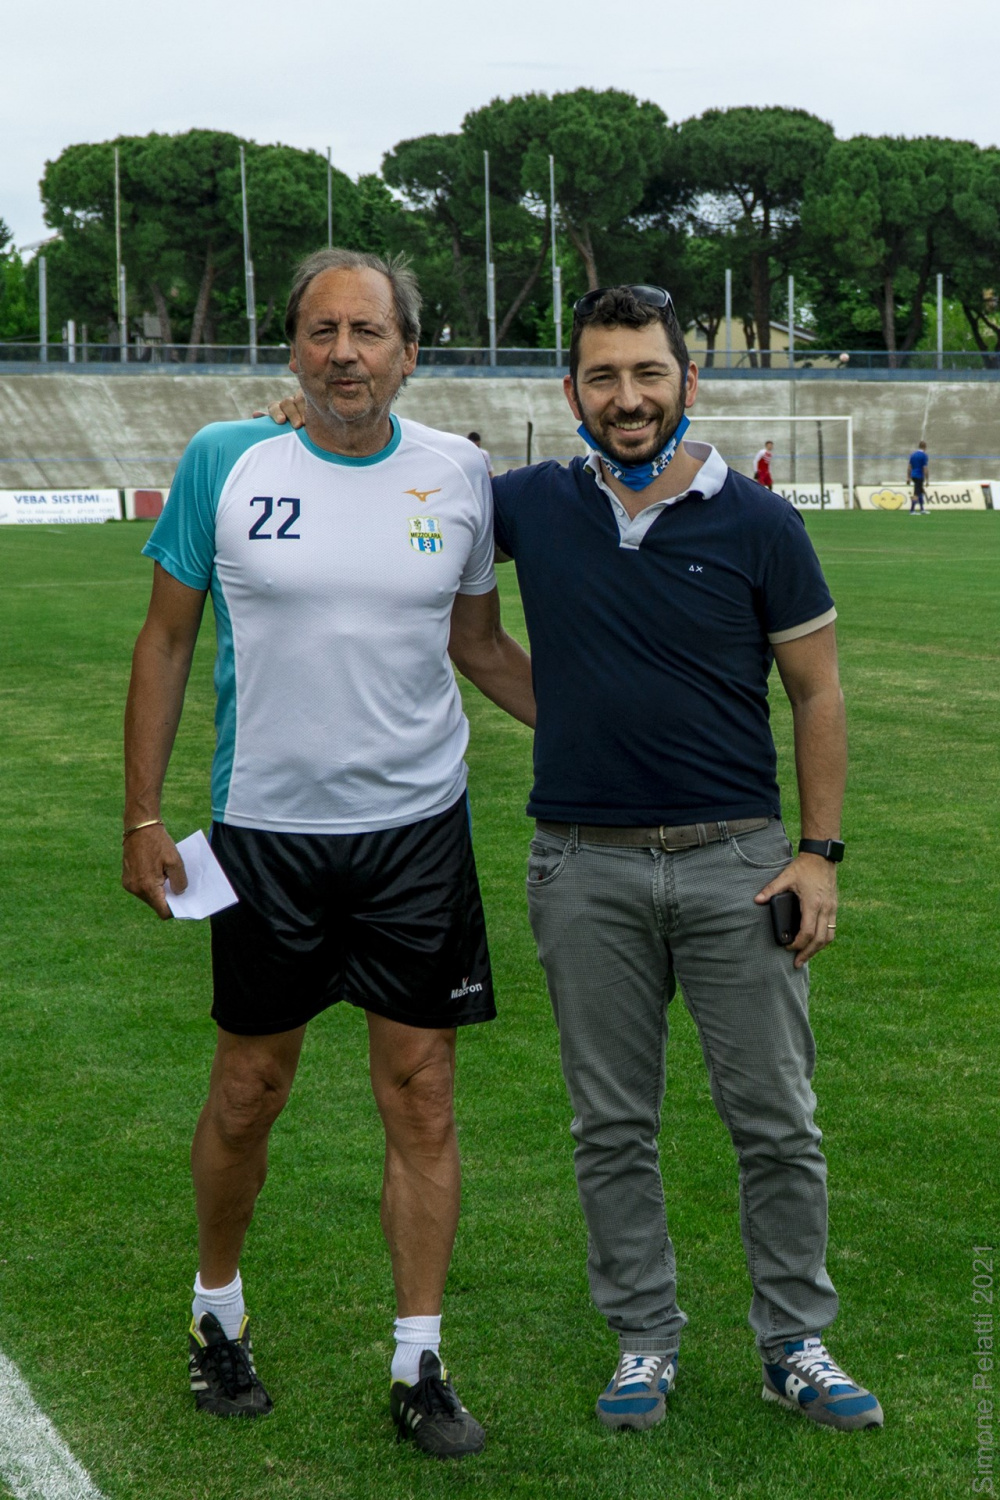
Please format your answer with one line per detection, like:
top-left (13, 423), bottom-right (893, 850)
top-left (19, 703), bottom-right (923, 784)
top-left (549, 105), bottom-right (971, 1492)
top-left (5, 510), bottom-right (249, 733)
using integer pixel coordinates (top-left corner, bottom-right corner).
top-left (526, 819), bottom-right (838, 1357)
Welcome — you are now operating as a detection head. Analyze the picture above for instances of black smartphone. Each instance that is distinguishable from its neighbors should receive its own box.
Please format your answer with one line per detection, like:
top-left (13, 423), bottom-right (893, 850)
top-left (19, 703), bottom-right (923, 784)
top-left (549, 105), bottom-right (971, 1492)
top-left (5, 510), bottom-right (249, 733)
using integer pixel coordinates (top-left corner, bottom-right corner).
top-left (769, 891), bottom-right (801, 946)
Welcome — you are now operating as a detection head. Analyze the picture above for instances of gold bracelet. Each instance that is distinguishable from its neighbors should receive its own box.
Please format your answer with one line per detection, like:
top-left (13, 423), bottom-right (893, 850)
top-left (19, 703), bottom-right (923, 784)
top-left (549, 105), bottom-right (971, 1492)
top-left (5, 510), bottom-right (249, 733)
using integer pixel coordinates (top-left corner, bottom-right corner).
top-left (122, 818), bottom-right (163, 842)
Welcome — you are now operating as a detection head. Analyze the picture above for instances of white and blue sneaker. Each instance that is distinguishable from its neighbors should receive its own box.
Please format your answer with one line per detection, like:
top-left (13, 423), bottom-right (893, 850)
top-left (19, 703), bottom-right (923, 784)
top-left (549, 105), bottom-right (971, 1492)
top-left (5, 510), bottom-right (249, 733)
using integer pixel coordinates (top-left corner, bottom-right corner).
top-left (762, 1338), bottom-right (883, 1430)
top-left (596, 1351), bottom-right (677, 1430)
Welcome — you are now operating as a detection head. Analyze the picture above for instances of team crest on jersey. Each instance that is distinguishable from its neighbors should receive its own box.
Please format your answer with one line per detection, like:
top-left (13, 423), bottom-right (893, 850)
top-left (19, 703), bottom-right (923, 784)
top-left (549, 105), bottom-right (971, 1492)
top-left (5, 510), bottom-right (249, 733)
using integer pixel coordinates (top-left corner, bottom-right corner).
top-left (409, 516), bottom-right (443, 553)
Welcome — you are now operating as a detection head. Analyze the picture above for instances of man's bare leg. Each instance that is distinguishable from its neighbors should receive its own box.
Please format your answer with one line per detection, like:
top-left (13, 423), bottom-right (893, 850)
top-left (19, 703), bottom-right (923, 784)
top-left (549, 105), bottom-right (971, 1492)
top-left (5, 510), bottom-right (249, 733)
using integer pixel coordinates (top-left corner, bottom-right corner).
top-left (366, 1013), bottom-right (460, 1315)
top-left (191, 1024), bottom-right (307, 1286)
top-left (187, 1025), bottom-right (304, 1415)
top-left (369, 1013), bottom-right (485, 1455)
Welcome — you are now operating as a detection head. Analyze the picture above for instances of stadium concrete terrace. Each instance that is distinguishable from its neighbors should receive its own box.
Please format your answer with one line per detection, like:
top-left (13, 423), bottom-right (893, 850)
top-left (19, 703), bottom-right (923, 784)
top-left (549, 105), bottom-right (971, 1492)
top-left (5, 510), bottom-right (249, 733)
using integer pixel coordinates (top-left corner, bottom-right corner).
top-left (1, 367), bottom-right (998, 492)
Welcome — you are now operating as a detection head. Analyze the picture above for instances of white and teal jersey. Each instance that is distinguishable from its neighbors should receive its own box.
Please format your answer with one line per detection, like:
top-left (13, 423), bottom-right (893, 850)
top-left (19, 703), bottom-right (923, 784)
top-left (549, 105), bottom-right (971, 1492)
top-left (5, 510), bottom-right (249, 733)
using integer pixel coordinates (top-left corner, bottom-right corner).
top-left (144, 414), bottom-right (496, 834)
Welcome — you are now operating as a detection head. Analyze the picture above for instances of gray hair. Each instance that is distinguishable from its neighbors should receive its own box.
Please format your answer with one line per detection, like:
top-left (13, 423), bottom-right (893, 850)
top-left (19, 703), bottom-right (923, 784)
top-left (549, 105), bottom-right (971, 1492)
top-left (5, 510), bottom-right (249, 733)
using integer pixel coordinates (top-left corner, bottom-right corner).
top-left (283, 247), bottom-right (421, 345)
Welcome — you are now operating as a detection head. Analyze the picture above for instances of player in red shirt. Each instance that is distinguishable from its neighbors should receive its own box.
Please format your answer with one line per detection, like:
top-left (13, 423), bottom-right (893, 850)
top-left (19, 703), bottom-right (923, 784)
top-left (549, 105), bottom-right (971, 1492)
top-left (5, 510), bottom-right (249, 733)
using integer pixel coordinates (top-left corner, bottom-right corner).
top-left (754, 440), bottom-right (774, 489)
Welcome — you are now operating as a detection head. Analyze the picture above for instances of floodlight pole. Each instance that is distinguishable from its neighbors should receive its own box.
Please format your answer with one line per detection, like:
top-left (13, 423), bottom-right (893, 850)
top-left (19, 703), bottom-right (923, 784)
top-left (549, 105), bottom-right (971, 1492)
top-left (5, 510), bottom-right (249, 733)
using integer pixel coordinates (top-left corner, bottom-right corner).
top-left (118, 264), bottom-right (127, 364)
top-left (788, 275), bottom-right (795, 371)
top-left (114, 146), bottom-right (127, 363)
top-left (327, 146), bottom-right (333, 247)
top-left (484, 150), bottom-right (496, 367)
top-left (38, 254), bottom-right (48, 362)
top-left (240, 145), bottom-right (258, 367)
top-left (724, 268), bottom-right (732, 369)
top-left (936, 272), bottom-right (943, 370)
top-left (549, 154), bottom-right (562, 367)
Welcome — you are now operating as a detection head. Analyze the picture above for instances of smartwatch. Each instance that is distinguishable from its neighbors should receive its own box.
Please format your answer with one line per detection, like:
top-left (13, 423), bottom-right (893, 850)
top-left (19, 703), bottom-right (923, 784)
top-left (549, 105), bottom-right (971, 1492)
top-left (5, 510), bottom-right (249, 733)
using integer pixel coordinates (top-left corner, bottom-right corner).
top-left (798, 838), bottom-right (845, 863)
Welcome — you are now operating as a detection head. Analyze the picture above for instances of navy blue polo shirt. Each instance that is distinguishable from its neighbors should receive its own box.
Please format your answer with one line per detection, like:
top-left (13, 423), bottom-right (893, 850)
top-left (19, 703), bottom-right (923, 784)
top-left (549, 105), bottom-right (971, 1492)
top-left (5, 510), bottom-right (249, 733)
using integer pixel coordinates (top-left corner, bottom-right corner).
top-left (493, 455), bottom-right (836, 826)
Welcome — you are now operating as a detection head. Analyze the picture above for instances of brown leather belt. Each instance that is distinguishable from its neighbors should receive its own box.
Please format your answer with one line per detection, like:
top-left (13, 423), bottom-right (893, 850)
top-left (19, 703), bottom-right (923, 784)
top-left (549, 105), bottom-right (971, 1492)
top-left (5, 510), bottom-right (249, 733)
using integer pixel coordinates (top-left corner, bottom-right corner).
top-left (535, 817), bottom-right (771, 854)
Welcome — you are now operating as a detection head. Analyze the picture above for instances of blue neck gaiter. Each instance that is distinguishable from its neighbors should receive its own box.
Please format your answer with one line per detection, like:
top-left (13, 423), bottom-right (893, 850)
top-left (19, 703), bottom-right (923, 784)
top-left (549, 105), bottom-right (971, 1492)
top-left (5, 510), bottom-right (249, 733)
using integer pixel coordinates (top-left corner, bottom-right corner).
top-left (578, 414), bottom-right (691, 493)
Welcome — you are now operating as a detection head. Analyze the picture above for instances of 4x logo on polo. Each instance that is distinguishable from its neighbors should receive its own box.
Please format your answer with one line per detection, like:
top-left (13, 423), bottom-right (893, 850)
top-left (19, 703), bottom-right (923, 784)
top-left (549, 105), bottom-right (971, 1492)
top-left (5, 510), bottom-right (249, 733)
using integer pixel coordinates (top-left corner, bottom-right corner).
top-left (688, 563), bottom-right (704, 573)
top-left (409, 516), bottom-right (443, 553)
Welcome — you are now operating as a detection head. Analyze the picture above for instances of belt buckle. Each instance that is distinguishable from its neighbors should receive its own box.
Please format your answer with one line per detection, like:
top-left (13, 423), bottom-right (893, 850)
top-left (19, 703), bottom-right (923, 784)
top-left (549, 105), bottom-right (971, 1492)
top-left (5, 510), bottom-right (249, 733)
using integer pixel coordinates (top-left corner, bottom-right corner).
top-left (658, 824), bottom-right (690, 854)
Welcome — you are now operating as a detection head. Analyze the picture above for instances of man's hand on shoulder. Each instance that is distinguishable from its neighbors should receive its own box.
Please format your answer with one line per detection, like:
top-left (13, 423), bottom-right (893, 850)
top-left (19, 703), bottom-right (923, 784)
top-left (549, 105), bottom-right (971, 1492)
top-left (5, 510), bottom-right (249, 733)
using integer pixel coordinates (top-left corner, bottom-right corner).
top-left (122, 823), bottom-right (188, 920)
top-left (251, 391), bottom-right (307, 427)
top-left (754, 853), bottom-right (838, 969)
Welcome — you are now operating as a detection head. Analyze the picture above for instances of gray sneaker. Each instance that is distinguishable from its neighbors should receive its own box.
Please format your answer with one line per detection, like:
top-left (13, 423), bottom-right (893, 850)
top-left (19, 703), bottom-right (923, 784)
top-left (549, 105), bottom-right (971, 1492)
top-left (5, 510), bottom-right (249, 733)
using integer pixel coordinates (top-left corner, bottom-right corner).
top-left (762, 1338), bottom-right (883, 1430)
top-left (595, 1351), bottom-right (677, 1430)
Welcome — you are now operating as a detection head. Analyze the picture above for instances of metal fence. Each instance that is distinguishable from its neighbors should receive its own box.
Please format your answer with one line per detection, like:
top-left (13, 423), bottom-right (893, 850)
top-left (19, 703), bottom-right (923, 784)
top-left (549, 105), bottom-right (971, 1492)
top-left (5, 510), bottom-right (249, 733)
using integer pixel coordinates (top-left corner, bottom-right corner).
top-left (416, 347), bottom-right (565, 368)
top-left (2, 342), bottom-right (999, 373)
top-left (0, 343), bottom-right (569, 368)
top-left (697, 348), bottom-right (1000, 372)
top-left (0, 342), bottom-right (292, 367)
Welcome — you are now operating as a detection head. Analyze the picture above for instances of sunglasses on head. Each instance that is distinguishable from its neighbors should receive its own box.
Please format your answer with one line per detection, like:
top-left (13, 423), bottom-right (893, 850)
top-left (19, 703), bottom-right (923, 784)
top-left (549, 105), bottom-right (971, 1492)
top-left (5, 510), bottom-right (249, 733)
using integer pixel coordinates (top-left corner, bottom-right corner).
top-left (572, 284), bottom-right (674, 320)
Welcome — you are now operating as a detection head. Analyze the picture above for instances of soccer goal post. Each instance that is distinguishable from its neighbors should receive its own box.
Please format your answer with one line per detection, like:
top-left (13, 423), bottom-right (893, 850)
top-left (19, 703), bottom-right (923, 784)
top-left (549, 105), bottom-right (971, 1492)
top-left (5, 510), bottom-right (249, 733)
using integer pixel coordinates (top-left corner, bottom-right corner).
top-left (687, 415), bottom-right (854, 509)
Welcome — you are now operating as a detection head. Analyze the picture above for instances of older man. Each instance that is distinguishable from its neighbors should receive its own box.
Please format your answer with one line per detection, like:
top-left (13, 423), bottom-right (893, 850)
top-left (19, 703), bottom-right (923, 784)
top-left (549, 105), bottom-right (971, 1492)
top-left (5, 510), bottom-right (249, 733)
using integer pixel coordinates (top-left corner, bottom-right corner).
top-left (123, 248), bottom-right (533, 1456)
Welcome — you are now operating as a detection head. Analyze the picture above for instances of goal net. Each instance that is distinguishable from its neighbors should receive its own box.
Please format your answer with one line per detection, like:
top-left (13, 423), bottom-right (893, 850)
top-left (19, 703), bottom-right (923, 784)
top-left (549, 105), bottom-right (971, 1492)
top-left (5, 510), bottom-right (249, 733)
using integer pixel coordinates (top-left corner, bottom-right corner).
top-left (686, 415), bottom-right (855, 510)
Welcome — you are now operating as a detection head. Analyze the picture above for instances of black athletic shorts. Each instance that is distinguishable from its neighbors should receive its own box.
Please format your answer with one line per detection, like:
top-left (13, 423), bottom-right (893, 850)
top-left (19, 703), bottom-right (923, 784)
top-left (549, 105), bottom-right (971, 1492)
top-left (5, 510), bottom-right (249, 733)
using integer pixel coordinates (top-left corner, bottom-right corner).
top-left (208, 795), bottom-right (495, 1036)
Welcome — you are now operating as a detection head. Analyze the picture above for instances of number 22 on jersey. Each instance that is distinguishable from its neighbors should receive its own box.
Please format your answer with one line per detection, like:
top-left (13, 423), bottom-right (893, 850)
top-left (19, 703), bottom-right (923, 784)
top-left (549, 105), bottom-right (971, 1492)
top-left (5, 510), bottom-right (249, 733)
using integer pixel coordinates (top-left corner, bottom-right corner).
top-left (248, 496), bottom-right (301, 540)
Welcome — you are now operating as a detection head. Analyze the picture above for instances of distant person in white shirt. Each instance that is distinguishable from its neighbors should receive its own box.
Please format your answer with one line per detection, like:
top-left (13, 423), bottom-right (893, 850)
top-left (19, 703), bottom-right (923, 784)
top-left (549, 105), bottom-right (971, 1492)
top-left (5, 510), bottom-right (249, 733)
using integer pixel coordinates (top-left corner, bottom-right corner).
top-left (122, 248), bottom-right (534, 1455)
top-left (467, 431), bottom-right (494, 477)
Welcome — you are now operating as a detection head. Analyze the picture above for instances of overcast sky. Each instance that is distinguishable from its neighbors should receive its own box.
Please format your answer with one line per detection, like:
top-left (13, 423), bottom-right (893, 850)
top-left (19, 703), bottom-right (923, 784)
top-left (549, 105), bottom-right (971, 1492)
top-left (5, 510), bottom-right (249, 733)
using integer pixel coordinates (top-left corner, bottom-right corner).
top-left (5, 0), bottom-right (998, 249)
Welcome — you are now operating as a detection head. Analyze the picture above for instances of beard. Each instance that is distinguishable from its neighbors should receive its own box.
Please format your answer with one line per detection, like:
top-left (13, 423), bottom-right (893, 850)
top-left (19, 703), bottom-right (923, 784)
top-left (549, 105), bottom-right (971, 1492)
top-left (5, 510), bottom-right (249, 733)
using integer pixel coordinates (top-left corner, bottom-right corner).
top-left (584, 383), bottom-right (687, 467)
top-left (304, 367), bottom-right (378, 426)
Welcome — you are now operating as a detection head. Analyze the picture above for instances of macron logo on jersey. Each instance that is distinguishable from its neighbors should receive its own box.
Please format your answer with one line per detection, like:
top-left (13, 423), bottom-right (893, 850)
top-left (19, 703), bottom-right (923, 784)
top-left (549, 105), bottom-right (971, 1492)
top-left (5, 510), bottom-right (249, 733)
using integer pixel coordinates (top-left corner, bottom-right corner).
top-left (450, 975), bottom-right (484, 999)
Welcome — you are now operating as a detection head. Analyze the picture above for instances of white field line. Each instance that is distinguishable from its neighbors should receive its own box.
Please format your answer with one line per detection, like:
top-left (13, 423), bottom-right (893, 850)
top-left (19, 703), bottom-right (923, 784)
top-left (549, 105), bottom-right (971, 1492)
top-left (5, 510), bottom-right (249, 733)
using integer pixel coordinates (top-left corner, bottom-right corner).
top-left (0, 1349), bottom-right (106, 1500)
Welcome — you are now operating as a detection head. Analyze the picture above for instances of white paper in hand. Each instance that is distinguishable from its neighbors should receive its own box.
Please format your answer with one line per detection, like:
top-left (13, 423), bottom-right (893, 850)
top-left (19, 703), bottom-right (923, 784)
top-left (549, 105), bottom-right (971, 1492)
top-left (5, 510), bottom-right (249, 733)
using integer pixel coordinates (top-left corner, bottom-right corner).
top-left (164, 830), bottom-right (239, 920)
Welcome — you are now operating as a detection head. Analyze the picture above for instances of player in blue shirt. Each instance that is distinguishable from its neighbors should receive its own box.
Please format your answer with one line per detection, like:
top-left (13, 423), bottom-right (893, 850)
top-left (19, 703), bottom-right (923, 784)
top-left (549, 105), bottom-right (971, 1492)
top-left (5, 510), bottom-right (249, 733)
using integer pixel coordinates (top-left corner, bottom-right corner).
top-left (908, 441), bottom-right (929, 512)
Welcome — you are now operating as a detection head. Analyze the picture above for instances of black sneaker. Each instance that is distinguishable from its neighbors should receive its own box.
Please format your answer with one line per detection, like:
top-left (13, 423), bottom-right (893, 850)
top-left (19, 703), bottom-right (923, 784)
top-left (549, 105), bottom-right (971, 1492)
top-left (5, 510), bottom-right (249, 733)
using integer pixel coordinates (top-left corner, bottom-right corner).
top-left (188, 1312), bottom-right (273, 1417)
top-left (390, 1350), bottom-right (485, 1457)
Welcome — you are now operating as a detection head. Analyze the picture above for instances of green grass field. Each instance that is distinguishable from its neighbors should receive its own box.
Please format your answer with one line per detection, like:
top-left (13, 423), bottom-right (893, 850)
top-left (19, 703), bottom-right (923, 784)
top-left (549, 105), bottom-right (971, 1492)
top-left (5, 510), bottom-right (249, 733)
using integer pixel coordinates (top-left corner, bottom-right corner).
top-left (0, 514), bottom-right (997, 1500)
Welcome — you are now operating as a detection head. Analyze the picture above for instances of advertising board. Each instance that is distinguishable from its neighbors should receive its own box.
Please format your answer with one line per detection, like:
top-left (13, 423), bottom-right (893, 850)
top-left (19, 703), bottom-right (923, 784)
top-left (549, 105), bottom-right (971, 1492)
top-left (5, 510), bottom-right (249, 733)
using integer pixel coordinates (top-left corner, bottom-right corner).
top-left (0, 490), bottom-right (122, 524)
top-left (775, 484), bottom-right (847, 510)
top-left (854, 483), bottom-right (995, 511)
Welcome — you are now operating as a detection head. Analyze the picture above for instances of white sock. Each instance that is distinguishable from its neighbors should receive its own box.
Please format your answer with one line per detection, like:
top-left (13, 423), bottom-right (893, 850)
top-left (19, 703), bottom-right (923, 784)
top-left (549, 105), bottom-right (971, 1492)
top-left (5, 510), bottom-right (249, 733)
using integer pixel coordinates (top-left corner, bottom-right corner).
top-left (391, 1314), bottom-right (442, 1385)
top-left (192, 1271), bottom-right (245, 1341)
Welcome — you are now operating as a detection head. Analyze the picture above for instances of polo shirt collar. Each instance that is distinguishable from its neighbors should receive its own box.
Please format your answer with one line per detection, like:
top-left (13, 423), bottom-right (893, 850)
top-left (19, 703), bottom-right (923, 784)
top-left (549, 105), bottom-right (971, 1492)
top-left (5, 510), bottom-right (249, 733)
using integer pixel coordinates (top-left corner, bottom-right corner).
top-left (584, 440), bottom-right (729, 550)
